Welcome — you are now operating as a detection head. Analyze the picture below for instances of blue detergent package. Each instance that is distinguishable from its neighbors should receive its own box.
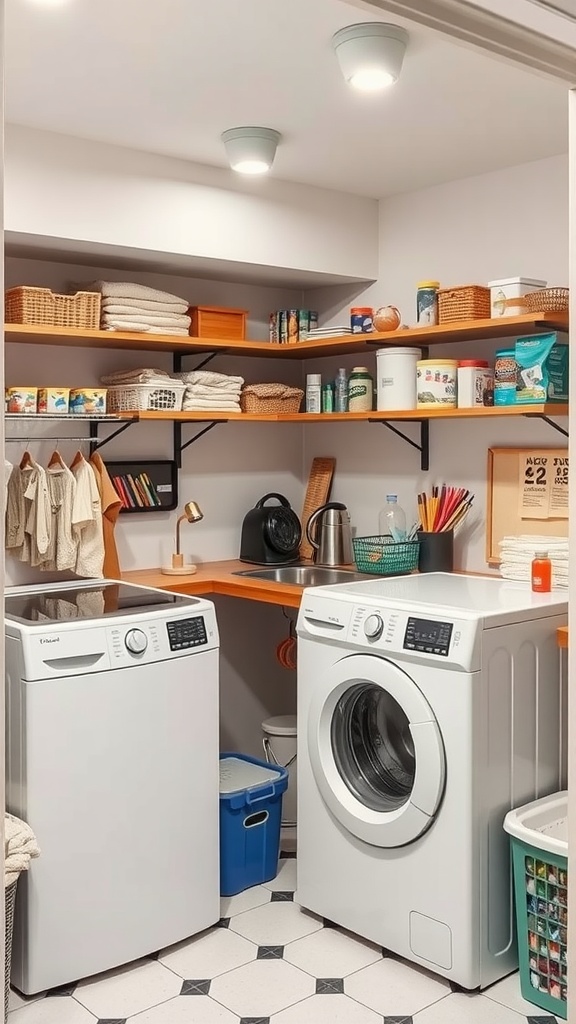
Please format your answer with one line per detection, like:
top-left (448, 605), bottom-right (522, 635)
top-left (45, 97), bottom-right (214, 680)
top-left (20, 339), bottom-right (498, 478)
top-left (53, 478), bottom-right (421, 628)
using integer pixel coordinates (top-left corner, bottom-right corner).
top-left (515, 332), bottom-right (569, 405)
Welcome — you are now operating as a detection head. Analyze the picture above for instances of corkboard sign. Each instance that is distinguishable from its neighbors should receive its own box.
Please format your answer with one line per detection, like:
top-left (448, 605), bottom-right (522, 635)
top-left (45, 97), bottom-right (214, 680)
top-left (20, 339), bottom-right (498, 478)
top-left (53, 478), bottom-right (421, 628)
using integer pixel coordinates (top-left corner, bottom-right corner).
top-left (487, 448), bottom-right (569, 565)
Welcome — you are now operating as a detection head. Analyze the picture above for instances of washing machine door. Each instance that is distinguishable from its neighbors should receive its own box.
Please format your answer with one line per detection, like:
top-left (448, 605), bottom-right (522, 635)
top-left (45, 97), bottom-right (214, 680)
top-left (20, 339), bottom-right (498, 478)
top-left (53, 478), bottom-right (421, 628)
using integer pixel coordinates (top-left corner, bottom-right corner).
top-left (308, 654), bottom-right (445, 848)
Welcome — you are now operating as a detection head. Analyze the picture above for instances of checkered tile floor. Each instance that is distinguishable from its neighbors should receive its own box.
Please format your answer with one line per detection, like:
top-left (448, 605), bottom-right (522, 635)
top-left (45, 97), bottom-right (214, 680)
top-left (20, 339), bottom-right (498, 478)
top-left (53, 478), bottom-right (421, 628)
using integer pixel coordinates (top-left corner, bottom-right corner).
top-left (8, 856), bottom-right (558, 1024)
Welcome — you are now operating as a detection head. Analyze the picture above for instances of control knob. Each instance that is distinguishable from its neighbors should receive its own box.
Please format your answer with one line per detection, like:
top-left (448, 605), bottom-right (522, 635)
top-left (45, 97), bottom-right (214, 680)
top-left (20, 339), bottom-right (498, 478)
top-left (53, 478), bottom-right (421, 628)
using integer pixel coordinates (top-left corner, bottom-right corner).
top-left (125, 628), bottom-right (148, 654)
top-left (364, 614), bottom-right (384, 640)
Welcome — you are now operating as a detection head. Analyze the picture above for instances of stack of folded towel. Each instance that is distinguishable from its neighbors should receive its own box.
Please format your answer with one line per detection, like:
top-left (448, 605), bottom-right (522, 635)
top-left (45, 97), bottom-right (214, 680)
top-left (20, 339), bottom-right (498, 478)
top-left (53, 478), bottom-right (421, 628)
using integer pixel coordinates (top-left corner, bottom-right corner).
top-left (91, 282), bottom-right (192, 336)
top-left (499, 535), bottom-right (569, 589)
top-left (174, 370), bottom-right (244, 411)
top-left (101, 367), bottom-right (175, 386)
top-left (5, 812), bottom-right (40, 886)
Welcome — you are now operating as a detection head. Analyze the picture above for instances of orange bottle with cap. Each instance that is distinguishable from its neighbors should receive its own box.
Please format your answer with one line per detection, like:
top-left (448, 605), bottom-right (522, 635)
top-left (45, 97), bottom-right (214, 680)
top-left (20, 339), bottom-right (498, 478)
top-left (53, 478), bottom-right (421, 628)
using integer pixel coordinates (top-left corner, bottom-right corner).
top-left (531, 551), bottom-right (552, 593)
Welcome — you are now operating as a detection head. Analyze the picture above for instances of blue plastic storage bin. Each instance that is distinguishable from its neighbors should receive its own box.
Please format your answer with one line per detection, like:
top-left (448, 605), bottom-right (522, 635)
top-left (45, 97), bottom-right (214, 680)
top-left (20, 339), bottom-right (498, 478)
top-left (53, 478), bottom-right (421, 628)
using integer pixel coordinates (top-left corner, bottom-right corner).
top-left (219, 752), bottom-right (288, 897)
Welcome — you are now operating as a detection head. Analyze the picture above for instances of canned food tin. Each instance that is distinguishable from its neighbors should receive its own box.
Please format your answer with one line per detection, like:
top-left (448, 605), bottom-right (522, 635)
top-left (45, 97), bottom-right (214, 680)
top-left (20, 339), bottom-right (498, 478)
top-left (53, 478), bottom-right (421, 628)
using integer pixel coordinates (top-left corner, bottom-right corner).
top-left (416, 281), bottom-right (440, 326)
top-left (417, 359), bottom-right (457, 408)
top-left (494, 348), bottom-right (517, 406)
top-left (350, 307), bottom-right (374, 334)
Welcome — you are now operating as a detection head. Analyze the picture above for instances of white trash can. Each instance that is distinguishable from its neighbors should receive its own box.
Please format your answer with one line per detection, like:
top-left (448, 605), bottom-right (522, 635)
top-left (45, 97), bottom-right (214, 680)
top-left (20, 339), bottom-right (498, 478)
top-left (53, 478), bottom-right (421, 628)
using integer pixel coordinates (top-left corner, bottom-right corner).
top-left (262, 715), bottom-right (297, 827)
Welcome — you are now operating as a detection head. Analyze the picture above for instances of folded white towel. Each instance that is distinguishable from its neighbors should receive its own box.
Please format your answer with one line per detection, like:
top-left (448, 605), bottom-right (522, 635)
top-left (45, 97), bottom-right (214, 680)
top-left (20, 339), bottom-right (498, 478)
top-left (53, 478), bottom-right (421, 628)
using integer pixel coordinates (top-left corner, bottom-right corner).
top-left (102, 297), bottom-right (189, 314)
top-left (101, 368), bottom-right (173, 385)
top-left (5, 813), bottom-right (40, 886)
top-left (184, 385), bottom-right (242, 399)
top-left (500, 564), bottom-right (568, 589)
top-left (103, 320), bottom-right (190, 336)
top-left (92, 281), bottom-right (188, 305)
top-left (176, 370), bottom-right (245, 388)
top-left (102, 312), bottom-right (191, 329)
top-left (182, 398), bottom-right (241, 411)
top-left (103, 303), bottom-right (189, 318)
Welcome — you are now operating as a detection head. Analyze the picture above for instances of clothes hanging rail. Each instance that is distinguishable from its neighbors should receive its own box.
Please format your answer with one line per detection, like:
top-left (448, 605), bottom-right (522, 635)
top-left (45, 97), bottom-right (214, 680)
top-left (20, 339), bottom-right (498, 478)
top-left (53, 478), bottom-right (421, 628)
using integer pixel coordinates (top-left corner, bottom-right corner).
top-left (4, 414), bottom-right (136, 452)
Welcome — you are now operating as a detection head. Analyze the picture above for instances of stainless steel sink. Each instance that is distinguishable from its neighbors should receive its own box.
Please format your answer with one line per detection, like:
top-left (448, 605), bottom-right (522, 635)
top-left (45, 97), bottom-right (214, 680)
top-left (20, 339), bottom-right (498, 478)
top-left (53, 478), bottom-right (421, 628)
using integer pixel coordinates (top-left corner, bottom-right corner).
top-left (233, 565), bottom-right (370, 586)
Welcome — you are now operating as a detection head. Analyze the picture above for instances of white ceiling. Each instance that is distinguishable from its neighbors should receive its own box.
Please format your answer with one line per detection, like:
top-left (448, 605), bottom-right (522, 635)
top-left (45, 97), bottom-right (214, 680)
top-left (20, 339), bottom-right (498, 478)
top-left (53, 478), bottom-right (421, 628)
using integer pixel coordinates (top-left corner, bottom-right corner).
top-left (5, 0), bottom-right (569, 199)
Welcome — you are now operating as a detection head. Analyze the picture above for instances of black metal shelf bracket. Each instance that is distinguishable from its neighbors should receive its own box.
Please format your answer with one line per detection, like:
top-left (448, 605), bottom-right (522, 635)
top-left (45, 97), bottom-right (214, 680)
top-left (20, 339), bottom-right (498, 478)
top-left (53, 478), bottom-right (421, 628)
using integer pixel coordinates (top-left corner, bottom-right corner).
top-left (89, 420), bottom-right (135, 452)
top-left (173, 350), bottom-right (226, 375)
top-left (173, 420), bottom-right (222, 468)
top-left (526, 413), bottom-right (569, 439)
top-left (371, 418), bottom-right (430, 472)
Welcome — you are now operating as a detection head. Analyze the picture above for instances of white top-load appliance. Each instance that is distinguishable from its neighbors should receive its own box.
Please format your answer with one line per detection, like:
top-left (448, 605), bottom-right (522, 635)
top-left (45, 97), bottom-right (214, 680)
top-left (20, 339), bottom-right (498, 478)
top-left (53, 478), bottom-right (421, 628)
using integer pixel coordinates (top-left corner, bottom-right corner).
top-left (5, 579), bottom-right (220, 994)
top-left (296, 573), bottom-right (567, 989)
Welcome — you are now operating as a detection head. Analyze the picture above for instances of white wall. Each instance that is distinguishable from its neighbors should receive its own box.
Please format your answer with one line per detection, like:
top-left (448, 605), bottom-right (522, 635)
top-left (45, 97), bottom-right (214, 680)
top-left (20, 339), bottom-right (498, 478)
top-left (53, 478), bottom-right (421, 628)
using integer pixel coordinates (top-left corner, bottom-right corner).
top-left (5, 126), bottom-right (379, 284)
top-left (305, 153), bottom-right (569, 571)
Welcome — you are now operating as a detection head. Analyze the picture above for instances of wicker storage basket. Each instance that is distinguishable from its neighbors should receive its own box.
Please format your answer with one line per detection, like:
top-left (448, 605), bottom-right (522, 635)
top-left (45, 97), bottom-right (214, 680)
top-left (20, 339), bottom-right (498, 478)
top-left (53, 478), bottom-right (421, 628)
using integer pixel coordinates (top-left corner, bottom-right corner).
top-left (241, 384), bottom-right (303, 414)
top-left (106, 382), bottom-right (186, 413)
top-left (524, 287), bottom-right (569, 313)
top-left (5, 881), bottom-right (17, 1023)
top-left (5, 287), bottom-right (101, 330)
top-left (438, 285), bottom-right (491, 323)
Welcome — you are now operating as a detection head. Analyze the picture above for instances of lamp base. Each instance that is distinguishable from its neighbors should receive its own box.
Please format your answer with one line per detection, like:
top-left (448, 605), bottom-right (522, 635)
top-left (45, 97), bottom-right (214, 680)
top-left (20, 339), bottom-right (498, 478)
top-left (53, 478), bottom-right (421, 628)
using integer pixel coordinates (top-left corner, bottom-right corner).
top-left (161, 553), bottom-right (198, 576)
top-left (161, 564), bottom-right (198, 576)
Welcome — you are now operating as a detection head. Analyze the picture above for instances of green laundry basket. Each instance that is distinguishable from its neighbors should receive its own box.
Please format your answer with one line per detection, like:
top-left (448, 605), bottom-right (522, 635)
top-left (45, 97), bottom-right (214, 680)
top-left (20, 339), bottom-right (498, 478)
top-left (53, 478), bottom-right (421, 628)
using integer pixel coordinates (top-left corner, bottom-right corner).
top-left (504, 791), bottom-right (568, 1020)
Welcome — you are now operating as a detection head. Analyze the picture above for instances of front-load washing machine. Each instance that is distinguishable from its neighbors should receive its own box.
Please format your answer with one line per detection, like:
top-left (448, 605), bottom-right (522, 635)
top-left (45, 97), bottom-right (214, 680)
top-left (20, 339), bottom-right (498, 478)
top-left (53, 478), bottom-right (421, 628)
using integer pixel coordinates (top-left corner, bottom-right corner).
top-left (296, 573), bottom-right (567, 989)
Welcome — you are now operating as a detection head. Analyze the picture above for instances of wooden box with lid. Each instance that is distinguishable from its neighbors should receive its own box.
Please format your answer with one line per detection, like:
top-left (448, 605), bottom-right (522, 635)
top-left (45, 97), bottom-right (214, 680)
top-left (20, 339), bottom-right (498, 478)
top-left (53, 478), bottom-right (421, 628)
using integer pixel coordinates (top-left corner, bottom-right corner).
top-left (189, 305), bottom-right (248, 340)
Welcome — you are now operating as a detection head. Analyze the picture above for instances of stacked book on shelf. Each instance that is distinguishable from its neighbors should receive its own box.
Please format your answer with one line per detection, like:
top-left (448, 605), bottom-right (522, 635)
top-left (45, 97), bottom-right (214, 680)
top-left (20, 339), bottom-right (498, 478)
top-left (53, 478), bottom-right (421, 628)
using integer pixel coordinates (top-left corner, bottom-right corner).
top-left (269, 309), bottom-right (318, 343)
top-left (111, 471), bottom-right (162, 510)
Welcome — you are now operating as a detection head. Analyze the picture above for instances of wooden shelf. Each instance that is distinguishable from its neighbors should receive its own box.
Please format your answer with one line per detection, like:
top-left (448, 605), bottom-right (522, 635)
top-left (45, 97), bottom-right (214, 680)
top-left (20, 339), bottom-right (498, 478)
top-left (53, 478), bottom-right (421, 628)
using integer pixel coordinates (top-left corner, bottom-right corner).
top-left (133, 405), bottom-right (568, 423)
top-left (4, 310), bottom-right (568, 359)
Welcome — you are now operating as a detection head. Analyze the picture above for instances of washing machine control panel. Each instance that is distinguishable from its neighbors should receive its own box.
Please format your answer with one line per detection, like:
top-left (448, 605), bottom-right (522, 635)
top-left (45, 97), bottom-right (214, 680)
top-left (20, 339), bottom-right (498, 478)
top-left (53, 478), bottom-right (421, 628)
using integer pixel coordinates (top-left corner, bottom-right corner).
top-left (403, 616), bottom-right (453, 657)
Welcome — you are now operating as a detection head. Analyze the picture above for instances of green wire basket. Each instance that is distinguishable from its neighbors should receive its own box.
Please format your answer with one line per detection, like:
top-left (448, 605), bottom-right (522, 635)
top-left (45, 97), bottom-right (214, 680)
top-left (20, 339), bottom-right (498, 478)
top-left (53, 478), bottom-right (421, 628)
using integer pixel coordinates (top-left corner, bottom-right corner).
top-left (353, 535), bottom-right (420, 576)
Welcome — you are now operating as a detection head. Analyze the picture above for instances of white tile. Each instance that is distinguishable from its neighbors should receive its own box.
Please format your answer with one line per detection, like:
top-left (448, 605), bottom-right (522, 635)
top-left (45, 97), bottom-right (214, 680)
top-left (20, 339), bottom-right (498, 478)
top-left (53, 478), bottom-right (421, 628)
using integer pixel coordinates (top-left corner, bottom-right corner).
top-left (74, 958), bottom-right (181, 1019)
top-left (345, 956), bottom-right (450, 1016)
top-left (484, 971), bottom-right (547, 1016)
top-left (210, 958), bottom-right (315, 1017)
top-left (414, 991), bottom-right (527, 1024)
top-left (264, 858), bottom-right (297, 892)
top-left (8, 990), bottom-right (45, 1013)
top-left (221, 885), bottom-right (271, 918)
top-left (131, 994), bottom-right (239, 1023)
top-left (159, 927), bottom-right (257, 979)
top-left (229, 901), bottom-right (323, 946)
top-left (8, 1000), bottom-right (96, 1024)
top-left (273, 992), bottom-right (382, 1023)
top-left (285, 927), bottom-right (381, 978)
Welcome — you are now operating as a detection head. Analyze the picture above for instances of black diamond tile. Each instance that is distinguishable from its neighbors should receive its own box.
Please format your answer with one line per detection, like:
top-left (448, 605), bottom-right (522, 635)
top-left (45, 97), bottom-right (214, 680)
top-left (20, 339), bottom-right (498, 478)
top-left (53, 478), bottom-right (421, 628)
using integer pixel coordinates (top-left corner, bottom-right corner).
top-left (384, 1018), bottom-right (413, 1024)
top-left (181, 979), bottom-right (211, 995)
top-left (257, 945), bottom-right (285, 959)
top-left (280, 850), bottom-right (296, 859)
top-left (527, 1018), bottom-right (558, 1024)
top-left (270, 890), bottom-right (294, 902)
top-left (240, 1018), bottom-right (270, 1024)
top-left (316, 978), bottom-right (344, 994)
top-left (97, 1019), bottom-right (127, 1024)
top-left (216, 917), bottom-right (230, 928)
top-left (47, 982), bottom-right (77, 997)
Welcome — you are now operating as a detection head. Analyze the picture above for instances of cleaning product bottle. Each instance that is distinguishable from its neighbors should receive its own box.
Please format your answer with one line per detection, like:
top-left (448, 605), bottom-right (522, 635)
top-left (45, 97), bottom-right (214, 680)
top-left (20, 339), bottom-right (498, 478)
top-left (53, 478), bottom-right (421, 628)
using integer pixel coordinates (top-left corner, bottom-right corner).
top-left (379, 494), bottom-right (407, 542)
top-left (334, 368), bottom-right (349, 413)
top-left (531, 550), bottom-right (552, 593)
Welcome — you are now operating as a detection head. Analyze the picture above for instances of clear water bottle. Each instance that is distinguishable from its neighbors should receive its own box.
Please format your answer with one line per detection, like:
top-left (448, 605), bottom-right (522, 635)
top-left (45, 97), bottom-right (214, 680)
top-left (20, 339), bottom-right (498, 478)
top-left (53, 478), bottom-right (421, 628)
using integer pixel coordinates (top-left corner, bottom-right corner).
top-left (378, 494), bottom-right (407, 542)
top-left (334, 368), bottom-right (349, 413)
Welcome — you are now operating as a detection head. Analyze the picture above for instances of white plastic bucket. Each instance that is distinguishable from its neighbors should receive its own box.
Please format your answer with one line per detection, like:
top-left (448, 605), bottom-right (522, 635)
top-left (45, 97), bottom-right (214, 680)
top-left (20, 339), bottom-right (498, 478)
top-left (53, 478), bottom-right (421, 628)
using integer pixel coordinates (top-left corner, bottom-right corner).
top-left (262, 715), bottom-right (297, 826)
top-left (376, 347), bottom-right (421, 410)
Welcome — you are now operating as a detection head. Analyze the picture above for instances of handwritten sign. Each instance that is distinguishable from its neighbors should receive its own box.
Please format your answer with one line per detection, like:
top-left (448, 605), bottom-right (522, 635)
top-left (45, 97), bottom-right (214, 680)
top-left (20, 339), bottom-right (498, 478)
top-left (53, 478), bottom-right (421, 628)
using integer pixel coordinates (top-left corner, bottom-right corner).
top-left (519, 452), bottom-right (569, 519)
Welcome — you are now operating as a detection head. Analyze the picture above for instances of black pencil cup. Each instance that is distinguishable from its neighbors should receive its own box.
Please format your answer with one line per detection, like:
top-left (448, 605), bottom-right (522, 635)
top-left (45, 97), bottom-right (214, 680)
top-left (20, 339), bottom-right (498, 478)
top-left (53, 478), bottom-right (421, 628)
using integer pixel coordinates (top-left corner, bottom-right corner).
top-left (417, 530), bottom-right (454, 573)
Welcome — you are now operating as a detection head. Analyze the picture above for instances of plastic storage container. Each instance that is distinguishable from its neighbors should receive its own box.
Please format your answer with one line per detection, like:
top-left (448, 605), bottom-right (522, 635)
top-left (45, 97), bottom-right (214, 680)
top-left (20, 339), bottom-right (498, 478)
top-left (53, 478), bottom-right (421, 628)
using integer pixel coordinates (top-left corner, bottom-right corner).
top-left (219, 753), bottom-right (288, 897)
top-left (262, 716), bottom-right (297, 827)
top-left (504, 791), bottom-right (568, 1019)
top-left (416, 359), bottom-right (458, 408)
top-left (376, 347), bottom-right (421, 410)
top-left (457, 360), bottom-right (493, 408)
top-left (488, 277), bottom-right (547, 318)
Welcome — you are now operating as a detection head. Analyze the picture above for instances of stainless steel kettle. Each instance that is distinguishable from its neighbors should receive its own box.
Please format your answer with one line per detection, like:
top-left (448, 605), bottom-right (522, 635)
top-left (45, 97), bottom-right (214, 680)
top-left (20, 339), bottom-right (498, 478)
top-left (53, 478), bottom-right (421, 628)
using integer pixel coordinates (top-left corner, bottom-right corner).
top-left (306, 502), bottom-right (353, 567)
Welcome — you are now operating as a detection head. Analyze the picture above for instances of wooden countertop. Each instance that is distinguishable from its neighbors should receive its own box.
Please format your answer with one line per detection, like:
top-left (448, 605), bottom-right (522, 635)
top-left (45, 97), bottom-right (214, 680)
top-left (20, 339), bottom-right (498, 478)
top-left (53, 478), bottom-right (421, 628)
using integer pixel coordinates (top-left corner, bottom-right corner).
top-left (123, 560), bottom-right (305, 609)
top-left (557, 626), bottom-right (568, 649)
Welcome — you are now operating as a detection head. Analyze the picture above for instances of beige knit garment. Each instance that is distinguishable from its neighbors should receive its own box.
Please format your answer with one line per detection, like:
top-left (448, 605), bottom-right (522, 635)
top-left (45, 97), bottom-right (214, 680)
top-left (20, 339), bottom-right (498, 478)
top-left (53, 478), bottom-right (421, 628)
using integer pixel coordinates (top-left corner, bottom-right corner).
top-left (5, 460), bottom-right (51, 565)
top-left (71, 458), bottom-right (105, 578)
top-left (39, 463), bottom-right (79, 572)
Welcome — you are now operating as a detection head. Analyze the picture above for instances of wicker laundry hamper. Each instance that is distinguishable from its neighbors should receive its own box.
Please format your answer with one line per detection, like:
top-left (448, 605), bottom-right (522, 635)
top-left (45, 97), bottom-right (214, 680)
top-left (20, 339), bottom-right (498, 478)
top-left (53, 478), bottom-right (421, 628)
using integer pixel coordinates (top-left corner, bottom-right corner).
top-left (4, 882), bottom-right (17, 1023)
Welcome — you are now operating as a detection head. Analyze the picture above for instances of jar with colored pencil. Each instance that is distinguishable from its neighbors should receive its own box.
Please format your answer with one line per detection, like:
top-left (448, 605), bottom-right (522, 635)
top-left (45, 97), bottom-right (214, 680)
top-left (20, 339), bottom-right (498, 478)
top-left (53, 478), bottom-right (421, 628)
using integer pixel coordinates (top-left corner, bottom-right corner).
top-left (417, 486), bottom-right (473, 573)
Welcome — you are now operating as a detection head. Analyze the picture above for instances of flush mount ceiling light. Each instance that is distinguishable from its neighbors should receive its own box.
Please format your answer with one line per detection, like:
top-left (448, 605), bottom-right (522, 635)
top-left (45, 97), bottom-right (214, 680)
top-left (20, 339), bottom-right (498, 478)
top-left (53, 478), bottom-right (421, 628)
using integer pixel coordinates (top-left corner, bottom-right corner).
top-left (221, 127), bottom-right (281, 175)
top-left (332, 23), bottom-right (409, 92)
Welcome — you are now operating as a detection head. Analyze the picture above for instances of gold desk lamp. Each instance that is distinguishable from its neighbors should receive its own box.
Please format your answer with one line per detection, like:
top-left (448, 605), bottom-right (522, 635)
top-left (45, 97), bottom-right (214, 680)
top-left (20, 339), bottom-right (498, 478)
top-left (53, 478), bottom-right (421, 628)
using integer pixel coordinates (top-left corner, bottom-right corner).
top-left (161, 501), bottom-right (204, 576)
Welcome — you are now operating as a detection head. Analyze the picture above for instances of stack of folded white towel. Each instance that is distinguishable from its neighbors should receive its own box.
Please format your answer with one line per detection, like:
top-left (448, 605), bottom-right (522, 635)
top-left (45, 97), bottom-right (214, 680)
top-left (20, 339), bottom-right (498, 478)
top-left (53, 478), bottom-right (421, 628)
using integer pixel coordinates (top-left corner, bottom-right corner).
top-left (499, 535), bottom-right (569, 590)
top-left (101, 367), bottom-right (175, 387)
top-left (174, 370), bottom-right (244, 411)
top-left (91, 282), bottom-right (192, 336)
